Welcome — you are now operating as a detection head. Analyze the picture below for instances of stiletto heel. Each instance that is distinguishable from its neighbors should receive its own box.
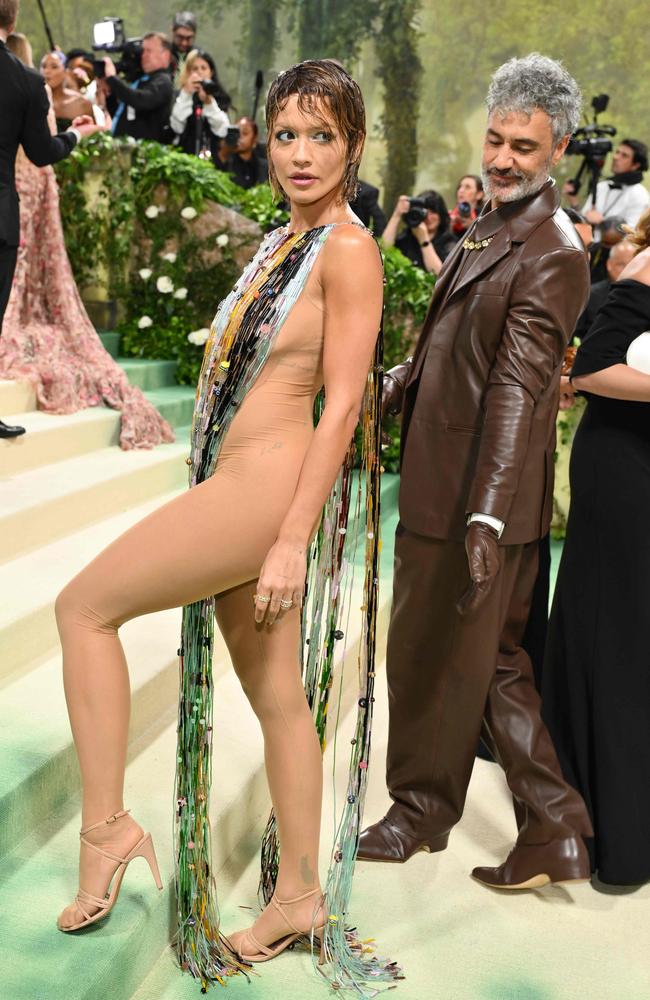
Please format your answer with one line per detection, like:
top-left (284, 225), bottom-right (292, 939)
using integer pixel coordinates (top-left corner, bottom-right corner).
top-left (57, 809), bottom-right (163, 933)
top-left (129, 832), bottom-right (164, 890)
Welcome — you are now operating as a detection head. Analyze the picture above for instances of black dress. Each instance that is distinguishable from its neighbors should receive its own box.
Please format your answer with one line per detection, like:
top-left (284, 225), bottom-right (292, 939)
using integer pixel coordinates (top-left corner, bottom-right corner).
top-left (542, 278), bottom-right (650, 885)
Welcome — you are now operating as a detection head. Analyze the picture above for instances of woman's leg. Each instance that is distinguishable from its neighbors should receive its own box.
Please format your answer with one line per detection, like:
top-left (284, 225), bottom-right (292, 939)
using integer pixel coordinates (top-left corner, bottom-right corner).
top-left (55, 472), bottom-right (285, 928)
top-left (216, 581), bottom-right (325, 943)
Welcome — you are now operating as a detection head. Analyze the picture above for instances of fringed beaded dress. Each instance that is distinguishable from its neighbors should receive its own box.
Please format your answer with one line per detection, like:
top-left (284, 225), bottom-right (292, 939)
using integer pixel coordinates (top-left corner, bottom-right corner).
top-left (174, 222), bottom-right (400, 994)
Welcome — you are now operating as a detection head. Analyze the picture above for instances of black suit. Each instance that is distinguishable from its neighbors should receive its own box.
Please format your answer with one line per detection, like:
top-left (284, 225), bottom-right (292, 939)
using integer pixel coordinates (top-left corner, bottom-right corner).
top-left (350, 180), bottom-right (387, 236)
top-left (0, 39), bottom-right (76, 328)
top-left (573, 278), bottom-right (611, 342)
top-left (108, 70), bottom-right (173, 142)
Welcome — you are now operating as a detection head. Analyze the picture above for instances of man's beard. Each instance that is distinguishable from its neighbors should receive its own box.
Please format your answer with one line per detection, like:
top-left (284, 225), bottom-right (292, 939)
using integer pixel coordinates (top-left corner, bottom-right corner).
top-left (481, 160), bottom-right (552, 203)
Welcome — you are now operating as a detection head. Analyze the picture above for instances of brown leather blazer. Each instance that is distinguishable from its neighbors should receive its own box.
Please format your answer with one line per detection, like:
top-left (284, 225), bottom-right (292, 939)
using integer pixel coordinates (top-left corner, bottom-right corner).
top-left (393, 180), bottom-right (590, 546)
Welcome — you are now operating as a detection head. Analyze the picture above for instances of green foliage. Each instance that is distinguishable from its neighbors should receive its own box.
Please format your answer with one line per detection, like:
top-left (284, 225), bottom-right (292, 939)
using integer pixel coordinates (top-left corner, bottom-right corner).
top-left (380, 244), bottom-right (435, 470)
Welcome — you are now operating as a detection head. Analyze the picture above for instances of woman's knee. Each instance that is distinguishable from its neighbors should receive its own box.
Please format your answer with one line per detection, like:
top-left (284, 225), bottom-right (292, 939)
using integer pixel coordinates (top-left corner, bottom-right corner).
top-left (54, 577), bottom-right (118, 637)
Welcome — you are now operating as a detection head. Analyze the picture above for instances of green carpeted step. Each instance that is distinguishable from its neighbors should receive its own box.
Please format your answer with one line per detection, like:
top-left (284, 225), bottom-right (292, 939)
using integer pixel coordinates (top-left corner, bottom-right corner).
top-left (119, 359), bottom-right (179, 391)
top-left (144, 386), bottom-right (196, 431)
top-left (98, 330), bottom-right (121, 358)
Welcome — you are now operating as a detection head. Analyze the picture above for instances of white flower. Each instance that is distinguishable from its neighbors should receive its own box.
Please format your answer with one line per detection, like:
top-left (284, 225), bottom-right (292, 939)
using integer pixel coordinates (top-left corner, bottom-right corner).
top-left (156, 276), bottom-right (174, 294)
top-left (138, 315), bottom-right (153, 329)
top-left (216, 233), bottom-right (229, 247)
top-left (145, 205), bottom-right (160, 219)
top-left (138, 268), bottom-right (152, 280)
top-left (181, 206), bottom-right (198, 220)
top-left (162, 252), bottom-right (177, 263)
top-left (174, 287), bottom-right (188, 300)
top-left (188, 327), bottom-right (210, 346)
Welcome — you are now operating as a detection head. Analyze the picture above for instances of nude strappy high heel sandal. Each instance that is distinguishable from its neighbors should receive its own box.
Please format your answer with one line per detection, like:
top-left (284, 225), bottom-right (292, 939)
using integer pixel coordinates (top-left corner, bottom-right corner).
top-left (57, 808), bottom-right (163, 932)
top-left (230, 886), bottom-right (327, 964)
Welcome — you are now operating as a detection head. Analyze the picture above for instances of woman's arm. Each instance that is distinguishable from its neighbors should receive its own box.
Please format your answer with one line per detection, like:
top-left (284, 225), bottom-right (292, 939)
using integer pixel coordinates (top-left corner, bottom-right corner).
top-left (381, 196), bottom-right (410, 248)
top-left (202, 98), bottom-right (230, 139)
top-left (412, 221), bottom-right (443, 275)
top-left (573, 364), bottom-right (650, 401)
top-left (170, 90), bottom-right (193, 134)
top-left (254, 227), bottom-right (384, 623)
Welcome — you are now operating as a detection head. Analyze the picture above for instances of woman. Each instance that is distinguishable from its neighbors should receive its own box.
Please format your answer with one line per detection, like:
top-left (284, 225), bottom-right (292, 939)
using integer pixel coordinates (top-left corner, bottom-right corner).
top-left (169, 48), bottom-right (230, 161)
top-left (1, 34), bottom-right (173, 450)
top-left (40, 50), bottom-right (93, 130)
top-left (542, 208), bottom-right (650, 886)
top-left (382, 188), bottom-right (455, 275)
top-left (54, 59), bottom-right (393, 989)
top-left (449, 173), bottom-right (484, 238)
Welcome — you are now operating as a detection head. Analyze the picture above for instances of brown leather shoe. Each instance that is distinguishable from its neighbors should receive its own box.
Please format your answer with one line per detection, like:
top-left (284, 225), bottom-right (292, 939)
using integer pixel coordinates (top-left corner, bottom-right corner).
top-left (357, 816), bottom-right (449, 863)
top-left (471, 836), bottom-right (591, 889)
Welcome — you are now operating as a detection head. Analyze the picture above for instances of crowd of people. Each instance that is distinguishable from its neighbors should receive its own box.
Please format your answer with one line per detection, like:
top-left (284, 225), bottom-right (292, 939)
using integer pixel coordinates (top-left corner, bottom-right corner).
top-left (2, 0), bottom-right (650, 992)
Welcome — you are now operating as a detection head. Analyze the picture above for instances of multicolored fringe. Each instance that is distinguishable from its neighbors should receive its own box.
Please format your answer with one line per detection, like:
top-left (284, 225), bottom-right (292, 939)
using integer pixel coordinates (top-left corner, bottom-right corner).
top-left (174, 223), bottom-right (401, 994)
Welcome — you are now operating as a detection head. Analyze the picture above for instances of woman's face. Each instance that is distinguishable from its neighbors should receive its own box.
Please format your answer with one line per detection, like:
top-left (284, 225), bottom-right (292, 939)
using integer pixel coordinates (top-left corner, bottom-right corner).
top-left (269, 94), bottom-right (348, 207)
top-left (41, 53), bottom-right (65, 89)
top-left (190, 58), bottom-right (213, 83)
top-left (457, 176), bottom-right (480, 206)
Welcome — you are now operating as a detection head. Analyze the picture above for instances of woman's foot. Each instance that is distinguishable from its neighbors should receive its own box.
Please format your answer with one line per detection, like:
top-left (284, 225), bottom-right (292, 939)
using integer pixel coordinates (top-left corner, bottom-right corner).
top-left (57, 810), bottom-right (145, 930)
top-left (228, 886), bottom-right (327, 962)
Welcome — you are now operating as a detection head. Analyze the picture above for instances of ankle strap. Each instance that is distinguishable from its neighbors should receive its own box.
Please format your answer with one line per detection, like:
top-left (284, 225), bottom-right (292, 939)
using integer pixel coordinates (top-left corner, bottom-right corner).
top-left (80, 808), bottom-right (131, 836)
top-left (274, 886), bottom-right (322, 906)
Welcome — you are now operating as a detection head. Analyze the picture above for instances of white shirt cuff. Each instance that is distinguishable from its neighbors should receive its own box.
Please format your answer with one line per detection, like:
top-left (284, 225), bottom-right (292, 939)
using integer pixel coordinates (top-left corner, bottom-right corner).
top-left (68, 127), bottom-right (82, 144)
top-left (468, 513), bottom-right (505, 538)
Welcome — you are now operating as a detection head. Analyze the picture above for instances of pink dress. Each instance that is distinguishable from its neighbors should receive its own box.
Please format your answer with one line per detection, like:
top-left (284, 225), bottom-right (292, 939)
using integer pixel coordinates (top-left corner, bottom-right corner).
top-left (0, 155), bottom-right (174, 450)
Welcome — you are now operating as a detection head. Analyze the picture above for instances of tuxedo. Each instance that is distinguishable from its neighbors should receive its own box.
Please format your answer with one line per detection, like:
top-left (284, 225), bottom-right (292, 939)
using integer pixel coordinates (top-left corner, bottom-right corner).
top-left (0, 39), bottom-right (77, 327)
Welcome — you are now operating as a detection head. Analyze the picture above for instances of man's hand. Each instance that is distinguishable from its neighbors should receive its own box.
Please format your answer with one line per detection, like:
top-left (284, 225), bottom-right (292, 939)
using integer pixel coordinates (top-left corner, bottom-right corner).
top-left (103, 57), bottom-right (117, 79)
top-left (69, 115), bottom-right (106, 139)
top-left (585, 208), bottom-right (604, 225)
top-left (456, 521), bottom-right (501, 616)
top-left (559, 374), bottom-right (576, 410)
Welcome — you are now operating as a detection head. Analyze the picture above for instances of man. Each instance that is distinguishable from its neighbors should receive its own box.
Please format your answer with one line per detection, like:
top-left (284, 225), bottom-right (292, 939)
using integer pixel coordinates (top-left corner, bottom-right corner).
top-left (574, 238), bottom-right (636, 342)
top-left (359, 54), bottom-right (594, 889)
top-left (171, 10), bottom-right (197, 65)
top-left (566, 139), bottom-right (650, 241)
top-left (103, 32), bottom-right (173, 142)
top-left (216, 117), bottom-right (268, 190)
top-left (350, 179), bottom-right (387, 236)
top-left (0, 0), bottom-right (100, 439)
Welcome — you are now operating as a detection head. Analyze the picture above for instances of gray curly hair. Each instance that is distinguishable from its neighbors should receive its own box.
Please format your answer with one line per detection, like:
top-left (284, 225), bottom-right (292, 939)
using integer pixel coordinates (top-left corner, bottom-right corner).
top-left (486, 53), bottom-right (582, 145)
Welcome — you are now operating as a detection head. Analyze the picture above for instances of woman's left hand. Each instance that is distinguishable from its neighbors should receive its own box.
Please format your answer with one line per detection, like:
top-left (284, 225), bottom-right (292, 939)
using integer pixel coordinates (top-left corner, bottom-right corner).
top-left (254, 539), bottom-right (307, 625)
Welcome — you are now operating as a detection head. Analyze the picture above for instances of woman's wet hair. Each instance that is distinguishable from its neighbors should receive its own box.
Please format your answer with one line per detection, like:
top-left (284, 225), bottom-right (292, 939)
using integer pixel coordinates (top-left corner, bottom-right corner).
top-left (265, 59), bottom-right (366, 203)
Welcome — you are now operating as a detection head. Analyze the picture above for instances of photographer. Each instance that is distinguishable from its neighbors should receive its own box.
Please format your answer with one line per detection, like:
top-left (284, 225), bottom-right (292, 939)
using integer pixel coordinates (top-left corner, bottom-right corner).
top-left (215, 116), bottom-right (268, 189)
top-left (382, 189), bottom-right (456, 275)
top-left (102, 32), bottom-right (173, 142)
top-left (449, 173), bottom-right (484, 239)
top-left (565, 138), bottom-right (650, 239)
top-left (170, 48), bottom-right (230, 161)
top-left (171, 11), bottom-right (197, 66)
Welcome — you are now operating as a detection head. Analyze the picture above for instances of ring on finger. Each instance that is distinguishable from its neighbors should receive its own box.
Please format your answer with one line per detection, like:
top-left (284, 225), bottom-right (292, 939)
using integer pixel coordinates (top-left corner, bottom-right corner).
top-left (254, 594), bottom-right (271, 604)
top-left (280, 599), bottom-right (293, 610)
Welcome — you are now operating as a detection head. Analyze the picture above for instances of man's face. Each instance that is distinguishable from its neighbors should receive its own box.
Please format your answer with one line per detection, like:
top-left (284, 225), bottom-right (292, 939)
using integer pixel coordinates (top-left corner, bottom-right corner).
top-left (141, 37), bottom-right (171, 74)
top-left (481, 109), bottom-right (568, 206)
top-left (173, 26), bottom-right (195, 53)
top-left (612, 144), bottom-right (639, 174)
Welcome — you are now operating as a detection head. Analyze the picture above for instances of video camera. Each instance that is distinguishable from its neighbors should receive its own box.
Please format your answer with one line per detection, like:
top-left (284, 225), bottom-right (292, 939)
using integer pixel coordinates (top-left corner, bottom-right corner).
top-left (92, 17), bottom-right (142, 82)
top-left (566, 94), bottom-right (617, 203)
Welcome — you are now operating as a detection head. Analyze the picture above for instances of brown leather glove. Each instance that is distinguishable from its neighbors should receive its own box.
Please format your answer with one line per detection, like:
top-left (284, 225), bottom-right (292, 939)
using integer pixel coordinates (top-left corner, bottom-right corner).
top-left (456, 521), bottom-right (501, 616)
top-left (382, 359), bottom-right (412, 419)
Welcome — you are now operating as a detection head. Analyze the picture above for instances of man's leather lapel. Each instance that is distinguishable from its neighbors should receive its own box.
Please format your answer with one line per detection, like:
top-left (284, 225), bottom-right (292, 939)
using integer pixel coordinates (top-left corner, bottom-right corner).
top-left (447, 227), bottom-right (512, 301)
top-left (407, 236), bottom-right (466, 381)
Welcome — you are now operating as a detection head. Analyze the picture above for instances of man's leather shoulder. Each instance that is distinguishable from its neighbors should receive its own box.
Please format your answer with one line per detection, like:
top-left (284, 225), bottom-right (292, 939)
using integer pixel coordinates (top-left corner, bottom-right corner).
top-left (521, 206), bottom-right (587, 260)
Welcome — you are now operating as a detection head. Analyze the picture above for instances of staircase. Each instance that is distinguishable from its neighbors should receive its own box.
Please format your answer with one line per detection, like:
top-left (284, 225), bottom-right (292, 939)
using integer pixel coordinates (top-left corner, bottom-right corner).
top-left (0, 348), bottom-right (399, 1000)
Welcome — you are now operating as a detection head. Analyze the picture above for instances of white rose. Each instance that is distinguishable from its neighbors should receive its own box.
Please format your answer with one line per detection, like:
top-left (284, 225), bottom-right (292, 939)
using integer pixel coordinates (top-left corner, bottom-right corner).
top-left (156, 276), bottom-right (174, 294)
top-left (216, 233), bottom-right (229, 247)
top-left (138, 315), bottom-right (153, 329)
top-left (138, 268), bottom-right (152, 280)
top-left (174, 287), bottom-right (188, 300)
top-left (145, 205), bottom-right (160, 219)
top-left (181, 206), bottom-right (198, 220)
top-left (187, 327), bottom-right (210, 346)
top-left (163, 252), bottom-right (177, 263)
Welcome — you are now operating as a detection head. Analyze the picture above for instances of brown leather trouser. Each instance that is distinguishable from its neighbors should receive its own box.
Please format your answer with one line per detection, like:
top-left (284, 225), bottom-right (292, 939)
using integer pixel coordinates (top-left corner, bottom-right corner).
top-left (385, 523), bottom-right (593, 844)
